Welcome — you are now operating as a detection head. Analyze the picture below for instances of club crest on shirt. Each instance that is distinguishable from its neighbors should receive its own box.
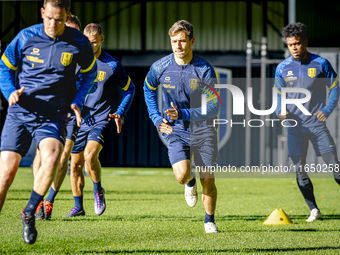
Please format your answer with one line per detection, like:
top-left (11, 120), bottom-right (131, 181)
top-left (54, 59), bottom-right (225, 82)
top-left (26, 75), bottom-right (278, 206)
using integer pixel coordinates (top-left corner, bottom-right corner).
top-left (98, 71), bottom-right (106, 81)
top-left (60, 52), bottom-right (73, 66)
top-left (190, 79), bottom-right (198, 90)
top-left (308, 68), bottom-right (316, 78)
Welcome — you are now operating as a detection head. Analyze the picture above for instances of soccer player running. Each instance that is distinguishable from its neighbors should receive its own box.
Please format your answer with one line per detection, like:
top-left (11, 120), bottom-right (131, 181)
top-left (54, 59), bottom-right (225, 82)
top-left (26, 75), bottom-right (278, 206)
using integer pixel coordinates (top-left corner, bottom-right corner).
top-left (0, 0), bottom-right (97, 244)
top-left (33, 14), bottom-right (82, 221)
top-left (144, 20), bottom-right (219, 233)
top-left (63, 23), bottom-right (135, 217)
top-left (275, 22), bottom-right (340, 222)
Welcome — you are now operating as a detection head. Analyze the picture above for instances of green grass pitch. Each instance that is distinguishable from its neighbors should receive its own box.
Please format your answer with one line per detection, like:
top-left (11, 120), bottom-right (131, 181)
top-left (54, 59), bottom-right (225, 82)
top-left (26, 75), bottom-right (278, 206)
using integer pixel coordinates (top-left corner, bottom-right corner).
top-left (0, 167), bottom-right (340, 254)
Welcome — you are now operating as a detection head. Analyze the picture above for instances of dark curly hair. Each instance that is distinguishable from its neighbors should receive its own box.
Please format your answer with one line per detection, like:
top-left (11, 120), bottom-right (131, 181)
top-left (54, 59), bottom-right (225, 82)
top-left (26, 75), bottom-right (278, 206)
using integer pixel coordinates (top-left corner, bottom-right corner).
top-left (282, 22), bottom-right (308, 40)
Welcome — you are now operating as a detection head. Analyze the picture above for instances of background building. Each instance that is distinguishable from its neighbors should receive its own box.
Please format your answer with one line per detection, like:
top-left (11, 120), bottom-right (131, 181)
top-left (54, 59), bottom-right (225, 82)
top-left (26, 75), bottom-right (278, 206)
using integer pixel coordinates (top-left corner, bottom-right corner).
top-left (1, 0), bottom-right (340, 167)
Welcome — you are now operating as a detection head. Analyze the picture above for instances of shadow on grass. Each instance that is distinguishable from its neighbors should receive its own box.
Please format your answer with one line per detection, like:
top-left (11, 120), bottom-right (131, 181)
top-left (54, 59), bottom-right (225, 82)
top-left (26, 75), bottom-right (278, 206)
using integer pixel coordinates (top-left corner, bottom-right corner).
top-left (8, 189), bottom-right (183, 195)
top-left (78, 247), bottom-right (340, 254)
top-left (56, 215), bottom-right (204, 222)
top-left (221, 214), bottom-right (340, 221)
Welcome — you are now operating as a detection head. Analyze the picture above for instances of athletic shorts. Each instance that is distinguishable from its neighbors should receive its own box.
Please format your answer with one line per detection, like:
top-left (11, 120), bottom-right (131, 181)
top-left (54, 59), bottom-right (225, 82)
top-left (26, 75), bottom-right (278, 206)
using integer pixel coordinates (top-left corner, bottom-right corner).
top-left (167, 133), bottom-right (218, 167)
top-left (72, 120), bottom-right (113, 154)
top-left (287, 125), bottom-right (336, 157)
top-left (66, 116), bottom-right (79, 142)
top-left (0, 112), bottom-right (68, 157)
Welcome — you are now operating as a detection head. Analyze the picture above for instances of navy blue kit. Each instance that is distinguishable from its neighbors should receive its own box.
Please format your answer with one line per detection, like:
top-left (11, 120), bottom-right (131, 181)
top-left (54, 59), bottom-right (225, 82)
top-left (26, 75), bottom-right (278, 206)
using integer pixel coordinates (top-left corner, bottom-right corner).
top-left (275, 53), bottom-right (339, 157)
top-left (0, 24), bottom-right (97, 156)
top-left (144, 53), bottom-right (219, 166)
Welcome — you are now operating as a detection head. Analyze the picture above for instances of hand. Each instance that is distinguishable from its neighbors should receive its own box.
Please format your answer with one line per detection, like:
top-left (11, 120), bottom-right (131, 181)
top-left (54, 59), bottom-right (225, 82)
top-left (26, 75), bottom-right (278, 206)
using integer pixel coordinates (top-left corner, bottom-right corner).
top-left (158, 118), bottom-right (173, 135)
top-left (109, 113), bottom-right (122, 134)
top-left (8, 87), bottom-right (25, 106)
top-left (314, 110), bottom-right (327, 122)
top-left (71, 104), bottom-right (82, 127)
top-left (279, 110), bottom-right (289, 121)
top-left (165, 102), bottom-right (179, 120)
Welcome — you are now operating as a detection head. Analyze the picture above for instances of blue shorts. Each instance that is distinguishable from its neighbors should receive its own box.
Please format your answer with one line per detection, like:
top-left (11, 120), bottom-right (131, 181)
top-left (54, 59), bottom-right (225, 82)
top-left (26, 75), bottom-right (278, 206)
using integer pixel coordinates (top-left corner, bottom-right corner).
top-left (287, 125), bottom-right (336, 157)
top-left (72, 120), bottom-right (113, 153)
top-left (66, 116), bottom-right (79, 142)
top-left (167, 133), bottom-right (217, 167)
top-left (0, 112), bottom-right (68, 157)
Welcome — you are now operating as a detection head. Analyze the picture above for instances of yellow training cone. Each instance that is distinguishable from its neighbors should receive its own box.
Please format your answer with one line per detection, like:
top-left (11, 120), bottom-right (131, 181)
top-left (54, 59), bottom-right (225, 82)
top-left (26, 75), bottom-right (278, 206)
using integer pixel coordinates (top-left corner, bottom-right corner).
top-left (263, 208), bottom-right (293, 225)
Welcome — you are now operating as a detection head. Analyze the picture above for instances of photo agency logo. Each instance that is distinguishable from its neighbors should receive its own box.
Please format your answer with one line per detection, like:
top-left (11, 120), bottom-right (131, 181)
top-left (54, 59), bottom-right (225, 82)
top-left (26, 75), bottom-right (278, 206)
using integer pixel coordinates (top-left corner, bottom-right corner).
top-left (201, 84), bottom-right (312, 128)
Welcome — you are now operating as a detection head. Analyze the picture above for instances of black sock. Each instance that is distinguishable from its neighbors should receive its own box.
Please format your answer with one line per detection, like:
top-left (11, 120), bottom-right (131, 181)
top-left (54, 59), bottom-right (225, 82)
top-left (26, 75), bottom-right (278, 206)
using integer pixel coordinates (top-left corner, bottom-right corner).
top-left (23, 190), bottom-right (44, 215)
top-left (74, 196), bottom-right (83, 209)
top-left (93, 180), bottom-right (103, 194)
top-left (46, 187), bottom-right (58, 203)
top-left (187, 177), bottom-right (196, 187)
top-left (204, 212), bottom-right (214, 223)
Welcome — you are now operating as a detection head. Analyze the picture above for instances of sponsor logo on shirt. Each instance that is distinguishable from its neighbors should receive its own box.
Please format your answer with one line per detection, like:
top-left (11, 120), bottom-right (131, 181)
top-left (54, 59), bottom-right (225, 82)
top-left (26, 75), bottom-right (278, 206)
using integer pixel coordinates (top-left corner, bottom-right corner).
top-left (162, 84), bottom-right (175, 89)
top-left (26, 56), bottom-right (44, 63)
top-left (284, 77), bottom-right (297, 82)
top-left (287, 71), bottom-right (293, 76)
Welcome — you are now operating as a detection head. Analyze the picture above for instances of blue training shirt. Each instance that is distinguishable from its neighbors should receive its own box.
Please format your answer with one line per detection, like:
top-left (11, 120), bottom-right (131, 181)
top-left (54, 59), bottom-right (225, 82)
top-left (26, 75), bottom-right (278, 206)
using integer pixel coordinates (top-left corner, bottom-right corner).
top-left (81, 51), bottom-right (135, 124)
top-left (144, 53), bottom-right (219, 138)
top-left (0, 24), bottom-right (97, 115)
top-left (274, 52), bottom-right (339, 127)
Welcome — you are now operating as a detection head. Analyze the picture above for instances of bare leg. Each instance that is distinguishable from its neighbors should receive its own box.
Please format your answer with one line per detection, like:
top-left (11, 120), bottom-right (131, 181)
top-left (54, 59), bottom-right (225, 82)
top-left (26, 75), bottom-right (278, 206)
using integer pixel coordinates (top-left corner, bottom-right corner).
top-left (70, 151), bottom-right (85, 197)
top-left (199, 170), bottom-right (217, 215)
top-left (32, 149), bottom-right (40, 178)
top-left (51, 139), bottom-right (74, 191)
top-left (33, 138), bottom-right (63, 196)
top-left (0, 151), bottom-right (21, 213)
top-left (172, 159), bottom-right (192, 184)
top-left (84, 140), bottom-right (103, 183)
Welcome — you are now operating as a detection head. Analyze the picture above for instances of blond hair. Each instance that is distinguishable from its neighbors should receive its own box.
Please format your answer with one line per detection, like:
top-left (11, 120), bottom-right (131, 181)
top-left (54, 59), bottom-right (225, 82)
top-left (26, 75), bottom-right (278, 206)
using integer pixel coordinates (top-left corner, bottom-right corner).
top-left (84, 23), bottom-right (103, 36)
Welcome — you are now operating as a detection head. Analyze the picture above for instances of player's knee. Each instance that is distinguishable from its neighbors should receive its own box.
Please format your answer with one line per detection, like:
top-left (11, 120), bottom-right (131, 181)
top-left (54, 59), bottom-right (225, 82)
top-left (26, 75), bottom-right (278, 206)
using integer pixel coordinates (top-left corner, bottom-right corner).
top-left (41, 157), bottom-right (59, 170)
top-left (84, 152), bottom-right (97, 167)
top-left (200, 178), bottom-right (215, 189)
top-left (174, 172), bottom-right (190, 185)
top-left (0, 169), bottom-right (16, 189)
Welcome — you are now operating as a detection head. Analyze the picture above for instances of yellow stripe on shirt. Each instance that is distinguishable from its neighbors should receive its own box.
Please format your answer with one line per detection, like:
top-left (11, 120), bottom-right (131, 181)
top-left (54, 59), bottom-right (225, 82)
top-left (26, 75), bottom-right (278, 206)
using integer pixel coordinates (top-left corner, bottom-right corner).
top-left (329, 76), bottom-right (338, 90)
top-left (1, 54), bottom-right (17, 71)
top-left (274, 84), bottom-right (281, 94)
top-left (122, 76), bottom-right (131, 91)
top-left (80, 57), bottom-right (96, 73)
top-left (145, 77), bottom-right (157, 90)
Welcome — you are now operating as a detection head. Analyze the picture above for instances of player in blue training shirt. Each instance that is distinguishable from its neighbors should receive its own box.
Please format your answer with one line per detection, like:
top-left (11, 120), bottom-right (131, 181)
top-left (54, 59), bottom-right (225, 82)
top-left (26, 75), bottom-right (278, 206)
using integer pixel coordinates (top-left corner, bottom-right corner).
top-left (32, 14), bottom-right (83, 221)
top-left (0, 0), bottom-right (97, 244)
top-left (275, 22), bottom-right (340, 222)
top-left (144, 20), bottom-right (219, 233)
top-left (63, 23), bottom-right (135, 217)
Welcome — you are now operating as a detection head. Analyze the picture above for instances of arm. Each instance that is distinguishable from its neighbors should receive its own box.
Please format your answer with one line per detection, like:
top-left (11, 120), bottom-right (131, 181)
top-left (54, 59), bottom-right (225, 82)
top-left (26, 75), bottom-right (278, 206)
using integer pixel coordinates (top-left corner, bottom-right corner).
top-left (0, 32), bottom-right (23, 102)
top-left (143, 66), bottom-right (164, 129)
top-left (113, 63), bottom-right (136, 118)
top-left (320, 60), bottom-right (339, 118)
top-left (72, 39), bottom-right (97, 110)
top-left (274, 64), bottom-right (286, 119)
